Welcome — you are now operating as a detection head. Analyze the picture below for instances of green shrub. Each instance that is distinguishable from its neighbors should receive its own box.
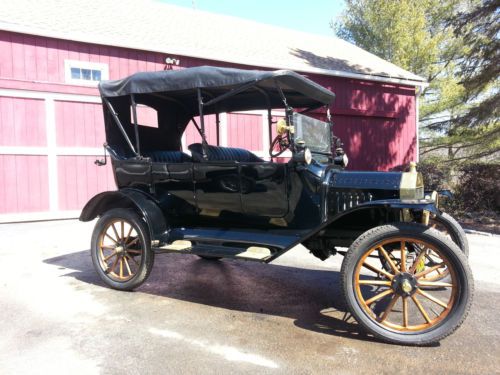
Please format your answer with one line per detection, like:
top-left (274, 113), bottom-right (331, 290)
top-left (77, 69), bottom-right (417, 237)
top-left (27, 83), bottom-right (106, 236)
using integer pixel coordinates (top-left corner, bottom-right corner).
top-left (419, 160), bottom-right (500, 215)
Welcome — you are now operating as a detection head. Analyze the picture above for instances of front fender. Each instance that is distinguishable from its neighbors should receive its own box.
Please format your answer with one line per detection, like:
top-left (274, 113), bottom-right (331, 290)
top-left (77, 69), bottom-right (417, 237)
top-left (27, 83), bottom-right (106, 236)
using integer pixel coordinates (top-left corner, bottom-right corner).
top-left (80, 188), bottom-right (167, 240)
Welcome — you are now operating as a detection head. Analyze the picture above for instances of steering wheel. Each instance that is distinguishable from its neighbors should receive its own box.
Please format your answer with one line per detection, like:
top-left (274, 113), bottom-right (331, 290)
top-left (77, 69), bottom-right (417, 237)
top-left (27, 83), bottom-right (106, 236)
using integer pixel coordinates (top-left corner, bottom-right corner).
top-left (269, 119), bottom-right (292, 158)
top-left (269, 134), bottom-right (290, 158)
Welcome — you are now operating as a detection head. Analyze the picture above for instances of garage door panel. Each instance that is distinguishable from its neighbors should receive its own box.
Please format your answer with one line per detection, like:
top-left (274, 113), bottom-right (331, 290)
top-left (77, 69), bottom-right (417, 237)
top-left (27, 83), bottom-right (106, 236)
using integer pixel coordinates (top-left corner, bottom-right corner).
top-left (57, 155), bottom-right (115, 211)
top-left (0, 155), bottom-right (49, 213)
top-left (55, 101), bottom-right (105, 148)
top-left (0, 96), bottom-right (46, 146)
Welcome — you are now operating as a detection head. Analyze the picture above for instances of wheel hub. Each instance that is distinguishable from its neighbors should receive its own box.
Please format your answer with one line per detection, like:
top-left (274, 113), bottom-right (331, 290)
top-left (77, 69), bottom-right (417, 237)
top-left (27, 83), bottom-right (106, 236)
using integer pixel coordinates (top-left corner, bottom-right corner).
top-left (115, 245), bottom-right (124, 254)
top-left (392, 272), bottom-right (417, 297)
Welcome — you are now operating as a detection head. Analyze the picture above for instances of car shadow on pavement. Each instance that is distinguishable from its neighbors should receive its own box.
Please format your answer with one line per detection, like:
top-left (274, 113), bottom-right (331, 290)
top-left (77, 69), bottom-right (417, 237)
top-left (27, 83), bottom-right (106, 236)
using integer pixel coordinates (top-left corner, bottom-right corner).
top-left (45, 250), bottom-right (398, 345)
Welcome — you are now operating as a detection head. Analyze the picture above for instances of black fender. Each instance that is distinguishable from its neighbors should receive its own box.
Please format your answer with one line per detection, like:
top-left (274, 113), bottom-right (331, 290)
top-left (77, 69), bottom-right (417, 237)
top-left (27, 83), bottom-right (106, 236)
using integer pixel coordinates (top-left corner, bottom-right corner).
top-left (267, 199), bottom-right (439, 262)
top-left (79, 188), bottom-right (167, 240)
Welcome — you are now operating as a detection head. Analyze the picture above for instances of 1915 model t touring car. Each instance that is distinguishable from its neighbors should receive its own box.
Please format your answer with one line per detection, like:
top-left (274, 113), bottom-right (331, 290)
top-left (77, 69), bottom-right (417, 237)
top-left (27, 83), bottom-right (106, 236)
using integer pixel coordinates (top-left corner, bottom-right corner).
top-left (80, 66), bottom-right (472, 345)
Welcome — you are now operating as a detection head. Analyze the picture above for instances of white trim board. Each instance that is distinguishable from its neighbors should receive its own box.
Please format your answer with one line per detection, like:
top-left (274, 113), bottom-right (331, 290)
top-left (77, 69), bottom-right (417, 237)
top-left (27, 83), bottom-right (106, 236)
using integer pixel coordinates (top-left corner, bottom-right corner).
top-left (0, 210), bottom-right (82, 224)
top-left (0, 88), bottom-right (101, 103)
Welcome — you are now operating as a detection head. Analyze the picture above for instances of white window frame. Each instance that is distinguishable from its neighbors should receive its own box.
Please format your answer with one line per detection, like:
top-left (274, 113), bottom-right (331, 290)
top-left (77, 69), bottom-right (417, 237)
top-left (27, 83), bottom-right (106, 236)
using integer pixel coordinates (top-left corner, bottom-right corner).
top-left (64, 60), bottom-right (109, 86)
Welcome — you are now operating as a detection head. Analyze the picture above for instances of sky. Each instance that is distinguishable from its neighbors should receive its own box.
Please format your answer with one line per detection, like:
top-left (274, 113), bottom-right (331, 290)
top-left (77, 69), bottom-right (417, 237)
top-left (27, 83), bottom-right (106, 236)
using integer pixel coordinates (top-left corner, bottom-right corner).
top-left (158, 0), bottom-right (346, 36)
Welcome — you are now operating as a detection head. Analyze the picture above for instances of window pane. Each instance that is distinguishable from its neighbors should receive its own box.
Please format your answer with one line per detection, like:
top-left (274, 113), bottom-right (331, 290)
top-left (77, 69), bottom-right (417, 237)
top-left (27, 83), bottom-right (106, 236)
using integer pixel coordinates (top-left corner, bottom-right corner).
top-left (70, 67), bottom-right (81, 79)
top-left (81, 69), bottom-right (92, 80)
top-left (131, 105), bottom-right (159, 128)
top-left (91, 69), bottom-right (101, 81)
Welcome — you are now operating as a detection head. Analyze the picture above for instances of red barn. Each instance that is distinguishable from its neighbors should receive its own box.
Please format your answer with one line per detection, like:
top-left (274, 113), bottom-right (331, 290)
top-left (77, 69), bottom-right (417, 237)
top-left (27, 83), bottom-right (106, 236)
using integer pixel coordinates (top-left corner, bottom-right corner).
top-left (0, 0), bottom-right (426, 222)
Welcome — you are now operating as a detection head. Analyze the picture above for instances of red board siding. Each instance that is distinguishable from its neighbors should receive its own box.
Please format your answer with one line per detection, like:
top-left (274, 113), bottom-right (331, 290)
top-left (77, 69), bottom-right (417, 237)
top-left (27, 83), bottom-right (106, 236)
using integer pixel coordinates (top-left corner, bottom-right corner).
top-left (0, 97), bottom-right (46, 146)
top-left (57, 155), bottom-right (115, 210)
top-left (184, 115), bottom-right (218, 146)
top-left (227, 114), bottom-right (262, 151)
top-left (0, 155), bottom-right (49, 213)
top-left (0, 30), bottom-right (418, 219)
top-left (55, 100), bottom-right (104, 147)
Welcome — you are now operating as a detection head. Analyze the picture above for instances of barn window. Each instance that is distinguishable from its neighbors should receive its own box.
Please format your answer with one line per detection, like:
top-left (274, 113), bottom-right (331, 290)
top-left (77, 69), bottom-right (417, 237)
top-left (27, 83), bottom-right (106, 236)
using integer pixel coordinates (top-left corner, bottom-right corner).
top-left (64, 60), bottom-right (109, 85)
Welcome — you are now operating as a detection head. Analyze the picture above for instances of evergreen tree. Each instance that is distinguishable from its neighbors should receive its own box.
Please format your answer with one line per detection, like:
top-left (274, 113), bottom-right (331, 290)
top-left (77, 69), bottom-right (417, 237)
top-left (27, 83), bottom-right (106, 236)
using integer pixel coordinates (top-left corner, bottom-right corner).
top-left (333, 0), bottom-right (499, 162)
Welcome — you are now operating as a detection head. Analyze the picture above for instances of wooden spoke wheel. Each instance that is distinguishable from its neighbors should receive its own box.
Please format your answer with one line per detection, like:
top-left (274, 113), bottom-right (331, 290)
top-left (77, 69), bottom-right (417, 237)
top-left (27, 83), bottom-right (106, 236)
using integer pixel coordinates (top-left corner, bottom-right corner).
top-left (91, 208), bottom-right (154, 291)
top-left (341, 223), bottom-right (473, 345)
top-left (380, 213), bottom-right (469, 283)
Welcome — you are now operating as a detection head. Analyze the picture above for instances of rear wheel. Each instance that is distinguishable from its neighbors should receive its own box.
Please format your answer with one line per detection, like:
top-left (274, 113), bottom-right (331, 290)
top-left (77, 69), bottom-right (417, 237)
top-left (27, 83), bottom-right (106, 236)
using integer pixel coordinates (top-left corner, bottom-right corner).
top-left (341, 223), bottom-right (473, 345)
top-left (91, 208), bottom-right (154, 291)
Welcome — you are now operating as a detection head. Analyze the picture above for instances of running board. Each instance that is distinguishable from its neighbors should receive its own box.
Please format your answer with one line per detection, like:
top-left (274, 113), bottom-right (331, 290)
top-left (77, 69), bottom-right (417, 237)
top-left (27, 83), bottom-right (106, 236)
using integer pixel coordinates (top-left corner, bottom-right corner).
top-left (165, 227), bottom-right (305, 251)
top-left (153, 240), bottom-right (273, 262)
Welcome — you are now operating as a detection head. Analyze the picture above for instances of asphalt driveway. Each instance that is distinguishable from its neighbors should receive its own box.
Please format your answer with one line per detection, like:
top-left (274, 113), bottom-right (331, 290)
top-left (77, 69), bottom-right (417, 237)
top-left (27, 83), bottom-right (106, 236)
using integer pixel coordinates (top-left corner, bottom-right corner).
top-left (0, 220), bottom-right (499, 374)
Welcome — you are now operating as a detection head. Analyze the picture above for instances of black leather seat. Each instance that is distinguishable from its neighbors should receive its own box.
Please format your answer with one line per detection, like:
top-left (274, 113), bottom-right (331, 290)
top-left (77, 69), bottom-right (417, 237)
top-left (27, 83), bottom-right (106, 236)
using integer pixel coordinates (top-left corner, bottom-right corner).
top-left (143, 150), bottom-right (192, 163)
top-left (188, 143), bottom-right (263, 162)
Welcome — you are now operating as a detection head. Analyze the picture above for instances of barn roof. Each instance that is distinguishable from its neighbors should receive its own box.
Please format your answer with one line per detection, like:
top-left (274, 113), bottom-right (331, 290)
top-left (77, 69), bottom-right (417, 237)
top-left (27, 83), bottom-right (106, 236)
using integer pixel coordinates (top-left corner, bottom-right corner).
top-left (0, 0), bottom-right (426, 87)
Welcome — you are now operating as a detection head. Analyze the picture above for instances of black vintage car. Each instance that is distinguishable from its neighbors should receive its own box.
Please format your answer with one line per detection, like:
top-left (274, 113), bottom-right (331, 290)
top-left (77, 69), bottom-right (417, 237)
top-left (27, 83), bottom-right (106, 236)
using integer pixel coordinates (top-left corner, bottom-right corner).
top-left (80, 66), bottom-right (472, 345)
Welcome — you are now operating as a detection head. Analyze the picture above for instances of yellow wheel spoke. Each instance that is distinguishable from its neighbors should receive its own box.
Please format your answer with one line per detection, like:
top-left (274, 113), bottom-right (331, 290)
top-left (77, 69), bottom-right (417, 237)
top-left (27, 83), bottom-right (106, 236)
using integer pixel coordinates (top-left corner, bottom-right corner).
top-left (108, 255), bottom-right (119, 274)
top-left (128, 255), bottom-right (140, 267)
top-left (124, 225), bottom-right (134, 244)
top-left (365, 289), bottom-right (393, 306)
top-left (411, 295), bottom-right (432, 323)
top-left (119, 258), bottom-right (123, 278)
top-left (126, 249), bottom-right (142, 254)
top-left (400, 241), bottom-right (406, 272)
top-left (402, 297), bottom-right (409, 327)
top-left (409, 248), bottom-right (427, 274)
top-left (124, 257), bottom-right (132, 276)
top-left (127, 237), bottom-right (139, 247)
top-left (378, 295), bottom-right (399, 323)
top-left (417, 289), bottom-right (448, 309)
top-left (417, 280), bottom-right (453, 288)
top-left (358, 279), bottom-right (392, 286)
top-left (103, 252), bottom-right (118, 262)
top-left (361, 262), bottom-right (394, 280)
top-left (111, 223), bottom-right (120, 242)
top-left (415, 263), bottom-right (445, 279)
top-left (105, 233), bottom-right (119, 245)
top-left (378, 246), bottom-right (399, 273)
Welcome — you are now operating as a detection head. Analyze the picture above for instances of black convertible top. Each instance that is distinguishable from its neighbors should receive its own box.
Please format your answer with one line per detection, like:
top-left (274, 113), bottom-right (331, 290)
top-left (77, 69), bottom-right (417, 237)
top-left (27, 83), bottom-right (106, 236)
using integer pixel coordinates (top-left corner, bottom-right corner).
top-left (99, 66), bottom-right (335, 111)
top-left (99, 66), bottom-right (336, 155)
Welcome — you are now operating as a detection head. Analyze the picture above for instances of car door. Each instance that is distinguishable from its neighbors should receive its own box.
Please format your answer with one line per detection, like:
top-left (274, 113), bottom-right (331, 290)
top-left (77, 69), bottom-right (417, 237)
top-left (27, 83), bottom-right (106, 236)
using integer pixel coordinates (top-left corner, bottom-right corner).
top-left (193, 161), bottom-right (242, 215)
top-left (239, 162), bottom-right (289, 217)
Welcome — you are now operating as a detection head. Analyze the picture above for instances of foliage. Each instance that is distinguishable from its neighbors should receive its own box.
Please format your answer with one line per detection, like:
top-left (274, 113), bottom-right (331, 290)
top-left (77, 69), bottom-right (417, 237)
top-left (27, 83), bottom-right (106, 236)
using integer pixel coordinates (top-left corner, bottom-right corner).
top-left (333, 0), bottom-right (500, 163)
top-left (444, 0), bottom-right (500, 160)
top-left (419, 159), bottom-right (500, 215)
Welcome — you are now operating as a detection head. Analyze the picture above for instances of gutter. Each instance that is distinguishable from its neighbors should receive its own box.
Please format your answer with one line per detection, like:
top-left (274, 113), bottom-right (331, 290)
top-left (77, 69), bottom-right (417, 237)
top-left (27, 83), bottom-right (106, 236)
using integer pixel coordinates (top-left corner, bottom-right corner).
top-left (0, 22), bottom-right (429, 89)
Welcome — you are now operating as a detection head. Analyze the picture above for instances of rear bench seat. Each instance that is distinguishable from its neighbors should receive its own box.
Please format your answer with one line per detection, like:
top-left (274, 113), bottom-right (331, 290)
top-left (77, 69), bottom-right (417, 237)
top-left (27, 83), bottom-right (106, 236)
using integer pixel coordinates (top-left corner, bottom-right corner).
top-left (188, 143), bottom-right (263, 162)
top-left (143, 150), bottom-right (192, 163)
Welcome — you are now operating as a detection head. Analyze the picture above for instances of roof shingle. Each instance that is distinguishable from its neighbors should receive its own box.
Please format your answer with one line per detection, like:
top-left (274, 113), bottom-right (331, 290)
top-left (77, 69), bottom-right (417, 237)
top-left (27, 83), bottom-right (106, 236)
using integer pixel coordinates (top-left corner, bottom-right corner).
top-left (0, 0), bottom-right (425, 85)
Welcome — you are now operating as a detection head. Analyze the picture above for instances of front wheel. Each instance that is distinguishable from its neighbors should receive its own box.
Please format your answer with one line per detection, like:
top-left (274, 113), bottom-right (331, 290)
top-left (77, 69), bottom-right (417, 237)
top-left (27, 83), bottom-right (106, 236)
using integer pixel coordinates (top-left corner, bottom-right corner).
top-left (341, 223), bottom-right (473, 345)
top-left (91, 208), bottom-right (154, 291)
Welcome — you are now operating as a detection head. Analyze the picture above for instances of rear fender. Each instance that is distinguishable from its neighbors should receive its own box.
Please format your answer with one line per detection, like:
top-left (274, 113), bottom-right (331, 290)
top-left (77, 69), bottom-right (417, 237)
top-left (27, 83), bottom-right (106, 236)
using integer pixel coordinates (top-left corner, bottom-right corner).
top-left (79, 189), bottom-right (167, 240)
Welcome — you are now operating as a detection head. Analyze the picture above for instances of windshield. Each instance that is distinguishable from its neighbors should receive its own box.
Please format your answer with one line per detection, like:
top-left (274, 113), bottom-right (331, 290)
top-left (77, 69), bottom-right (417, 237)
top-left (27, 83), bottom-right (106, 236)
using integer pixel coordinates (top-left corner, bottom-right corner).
top-left (293, 113), bottom-right (332, 158)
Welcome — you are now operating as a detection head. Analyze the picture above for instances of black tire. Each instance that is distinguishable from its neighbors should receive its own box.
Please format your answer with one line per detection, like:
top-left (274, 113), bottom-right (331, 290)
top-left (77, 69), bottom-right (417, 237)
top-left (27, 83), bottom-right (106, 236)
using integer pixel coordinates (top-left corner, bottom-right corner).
top-left (197, 255), bottom-right (222, 261)
top-left (431, 212), bottom-right (469, 257)
top-left (91, 208), bottom-right (154, 291)
top-left (341, 223), bottom-right (473, 346)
